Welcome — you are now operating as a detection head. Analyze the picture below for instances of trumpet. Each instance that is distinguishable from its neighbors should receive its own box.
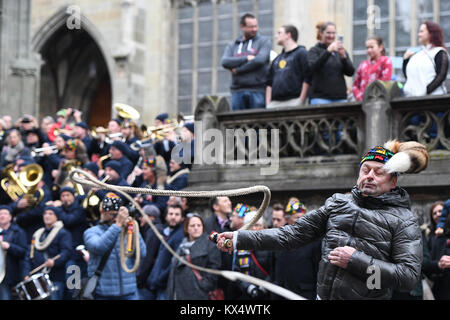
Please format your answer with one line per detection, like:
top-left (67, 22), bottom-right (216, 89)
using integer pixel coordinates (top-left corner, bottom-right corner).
top-left (90, 127), bottom-right (110, 140)
top-left (31, 145), bottom-right (58, 157)
top-left (105, 132), bottom-right (125, 144)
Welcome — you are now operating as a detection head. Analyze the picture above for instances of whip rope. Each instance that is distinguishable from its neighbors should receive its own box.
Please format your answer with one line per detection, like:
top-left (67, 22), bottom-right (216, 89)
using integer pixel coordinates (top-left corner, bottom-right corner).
top-left (70, 169), bottom-right (305, 300)
top-left (119, 219), bottom-right (140, 273)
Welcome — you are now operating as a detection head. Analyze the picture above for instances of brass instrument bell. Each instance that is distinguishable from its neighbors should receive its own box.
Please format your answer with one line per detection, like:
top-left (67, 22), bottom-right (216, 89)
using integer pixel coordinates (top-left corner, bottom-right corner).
top-left (114, 103), bottom-right (140, 120)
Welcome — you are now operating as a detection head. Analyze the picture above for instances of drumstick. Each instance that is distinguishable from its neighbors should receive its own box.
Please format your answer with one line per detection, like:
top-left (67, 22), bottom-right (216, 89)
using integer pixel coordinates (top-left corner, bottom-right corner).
top-left (29, 254), bottom-right (61, 276)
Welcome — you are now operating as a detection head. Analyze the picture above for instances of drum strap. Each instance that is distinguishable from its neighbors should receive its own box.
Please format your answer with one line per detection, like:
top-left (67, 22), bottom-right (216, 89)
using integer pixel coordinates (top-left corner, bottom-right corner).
top-left (32, 221), bottom-right (64, 255)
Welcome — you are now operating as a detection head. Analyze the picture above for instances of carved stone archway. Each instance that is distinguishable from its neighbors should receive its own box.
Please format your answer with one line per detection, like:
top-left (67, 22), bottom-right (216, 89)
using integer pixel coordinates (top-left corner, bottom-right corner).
top-left (32, 7), bottom-right (114, 127)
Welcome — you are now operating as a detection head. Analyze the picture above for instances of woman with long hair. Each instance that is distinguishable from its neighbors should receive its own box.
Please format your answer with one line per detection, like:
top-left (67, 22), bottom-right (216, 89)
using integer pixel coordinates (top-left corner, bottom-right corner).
top-left (167, 213), bottom-right (221, 300)
top-left (403, 21), bottom-right (448, 96)
top-left (352, 36), bottom-right (393, 101)
top-left (307, 21), bottom-right (355, 105)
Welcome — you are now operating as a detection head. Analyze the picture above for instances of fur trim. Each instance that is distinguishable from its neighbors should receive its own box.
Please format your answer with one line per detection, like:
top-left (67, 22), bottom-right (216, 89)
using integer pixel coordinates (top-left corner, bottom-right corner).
top-left (383, 152), bottom-right (411, 174)
top-left (383, 140), bottom-right (402, 154)
top-left (383, 140), bottom-right (429, 174)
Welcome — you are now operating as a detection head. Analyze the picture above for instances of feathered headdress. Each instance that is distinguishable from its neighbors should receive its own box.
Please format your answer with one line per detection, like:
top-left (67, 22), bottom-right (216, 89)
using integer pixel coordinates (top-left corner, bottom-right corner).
top-left (360, 139), bottom-right (429, 174)
top-left (382, 140), bottom-right (429, 174)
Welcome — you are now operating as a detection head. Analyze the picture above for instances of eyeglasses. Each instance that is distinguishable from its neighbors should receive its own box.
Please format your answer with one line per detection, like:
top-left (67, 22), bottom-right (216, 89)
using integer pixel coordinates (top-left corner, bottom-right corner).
top-left (186, 213), bottom-right (201, 218)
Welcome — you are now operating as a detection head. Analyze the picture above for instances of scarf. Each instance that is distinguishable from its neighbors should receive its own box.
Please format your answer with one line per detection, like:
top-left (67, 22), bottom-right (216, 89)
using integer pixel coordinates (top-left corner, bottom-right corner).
top-left (31, 221), bottom-right (64, 258)
top-left (4, 140), bottom-right (25, 162)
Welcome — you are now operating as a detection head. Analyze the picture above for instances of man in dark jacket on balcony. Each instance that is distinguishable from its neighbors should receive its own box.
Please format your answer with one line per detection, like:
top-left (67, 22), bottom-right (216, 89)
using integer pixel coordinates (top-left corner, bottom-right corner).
top-left (216, 140), bottom-right (429, 300)
top-left (221, 13), bottom-right (271, 111)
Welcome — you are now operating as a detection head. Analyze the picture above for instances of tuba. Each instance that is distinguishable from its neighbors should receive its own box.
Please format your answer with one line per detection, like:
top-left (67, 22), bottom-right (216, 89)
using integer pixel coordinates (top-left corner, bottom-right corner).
top-left (114, 103), bottom-right (140, 120)
top-left (19, 164), bottom-right (45, 208)
top-left (1, 164), bottom-right (28, 201)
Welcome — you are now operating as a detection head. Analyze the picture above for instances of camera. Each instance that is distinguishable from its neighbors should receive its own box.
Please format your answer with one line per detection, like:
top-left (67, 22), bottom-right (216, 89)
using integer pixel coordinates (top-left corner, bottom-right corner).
top-left (126, 204), bottom-right (141, 219)
top-left (338, 35), bottom-right (344, 42)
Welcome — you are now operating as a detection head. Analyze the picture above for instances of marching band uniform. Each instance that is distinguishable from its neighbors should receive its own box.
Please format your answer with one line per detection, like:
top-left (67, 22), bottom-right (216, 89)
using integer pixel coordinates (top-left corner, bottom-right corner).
top-left (23, 206), bottom-right (72, 300)
top-left (0, 205), bottom-right (27, 300)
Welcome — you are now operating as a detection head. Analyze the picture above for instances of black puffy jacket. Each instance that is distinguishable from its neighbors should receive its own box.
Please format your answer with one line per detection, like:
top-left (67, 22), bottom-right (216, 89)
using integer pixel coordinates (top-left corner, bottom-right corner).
top-left (236, 186), bottom-right (423, 300)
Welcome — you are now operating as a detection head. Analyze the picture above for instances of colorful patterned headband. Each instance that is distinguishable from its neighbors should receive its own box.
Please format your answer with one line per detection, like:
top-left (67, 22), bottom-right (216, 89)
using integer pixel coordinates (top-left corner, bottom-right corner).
top-left (64, 140), bottom-right (76, 152)
top-left (285, 200), bottom-right (306, 215)
top-left (234, 203), bottom-right (250, 218)
top-left (360, 146), bottom-right (394, 166)
top-left (142, 156), bottom-right (155, 169)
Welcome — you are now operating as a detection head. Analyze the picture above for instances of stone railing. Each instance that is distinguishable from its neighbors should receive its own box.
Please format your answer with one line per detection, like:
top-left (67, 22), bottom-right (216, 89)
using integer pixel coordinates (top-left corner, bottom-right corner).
top-left (187, 81), bottom-right (450, 217)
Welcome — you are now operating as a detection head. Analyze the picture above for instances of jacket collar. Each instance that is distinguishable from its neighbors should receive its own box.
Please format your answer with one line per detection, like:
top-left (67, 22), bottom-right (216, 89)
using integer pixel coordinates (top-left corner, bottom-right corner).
top-left (351, 185), bottom-right (411, 209)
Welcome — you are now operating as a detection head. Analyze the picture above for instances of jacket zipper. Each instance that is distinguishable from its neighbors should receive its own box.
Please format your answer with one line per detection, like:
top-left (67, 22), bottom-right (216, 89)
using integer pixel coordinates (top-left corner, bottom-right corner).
top-left (346, 211), bottom-right (360, 246)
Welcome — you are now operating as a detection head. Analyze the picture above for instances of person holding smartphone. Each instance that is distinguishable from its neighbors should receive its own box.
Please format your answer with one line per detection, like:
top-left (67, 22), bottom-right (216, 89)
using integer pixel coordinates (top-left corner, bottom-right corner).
top-left (307, 22), bottom-right (355, 105)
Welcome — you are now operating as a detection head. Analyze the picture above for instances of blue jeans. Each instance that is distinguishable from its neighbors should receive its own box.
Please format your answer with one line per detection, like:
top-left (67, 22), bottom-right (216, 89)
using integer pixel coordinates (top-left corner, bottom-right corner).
top-left (0, 283), bottom-right (12, 300)
top-left (138, 287), bottom-right (153, 300)
top-left (231, 91), bottom-right (265, 110)
top-left (50, 281), bottom-right (65, 300)
top-left (94, 292), bottom-right (138, 300)
top-left (310, 98), bottom-right (347, 105)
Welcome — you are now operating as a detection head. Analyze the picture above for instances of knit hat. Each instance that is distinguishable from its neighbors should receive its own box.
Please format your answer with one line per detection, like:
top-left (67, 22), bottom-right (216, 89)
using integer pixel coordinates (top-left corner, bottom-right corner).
top-left (155, 113), bottom-right (169, 123)
top-left (234, 203), bottom-right (250, 218)
top-left (44, 206), bottom-right (60, 219)
top-left (285, 199), bottom-right (307, 216)
top-left (18, 155), bottom-right (36, 167)
top-left (83, 162), bottom-right (99, 177)
top-left (0, 205), bottom-right (12, 214)
top-left (56, 109), bottom-right (67, 118)
top-left (75, 122), bottom-right (88, 130)
top-left (361, 139), bottom-right (429, 174)
top-left (104, 160), bottom-right (121, 175)
top-left (59, 186), bottom-right (75, 196)
top-left (102, 192), bottom-right (123, 211)
top-left (111, 140), bottom-right (129, 156)
top-left (111, 118), bottom-right (123, 126)
top-left (142, 156), bottom-right (156, 169)
top-left (360, 146), bottom-right (394, 167)
top-left (183, 122), bottom-right (195, 135)
top-left (143, 204), bottom-right (161, 219)
top-left (64, 139), bottom-right (77, 152)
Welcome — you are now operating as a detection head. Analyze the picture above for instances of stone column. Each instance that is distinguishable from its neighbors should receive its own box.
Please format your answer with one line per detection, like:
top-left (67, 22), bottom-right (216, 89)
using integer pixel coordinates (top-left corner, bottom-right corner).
top-left (0, 0), bottom-right (41, 121)
top-left (111, 0), bottom-right (136, 116)
top-left (362, 80), bottom-right (402, 151)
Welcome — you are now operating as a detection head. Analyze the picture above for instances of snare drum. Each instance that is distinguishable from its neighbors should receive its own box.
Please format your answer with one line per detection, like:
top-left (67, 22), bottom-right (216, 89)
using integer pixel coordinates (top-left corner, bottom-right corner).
top-left (15, 273), bottom-right (58, 300)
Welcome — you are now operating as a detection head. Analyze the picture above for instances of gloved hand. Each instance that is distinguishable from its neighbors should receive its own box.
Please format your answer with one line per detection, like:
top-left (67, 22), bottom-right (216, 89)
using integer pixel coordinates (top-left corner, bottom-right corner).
top-left (247, 284), bottom-right (266, 299)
